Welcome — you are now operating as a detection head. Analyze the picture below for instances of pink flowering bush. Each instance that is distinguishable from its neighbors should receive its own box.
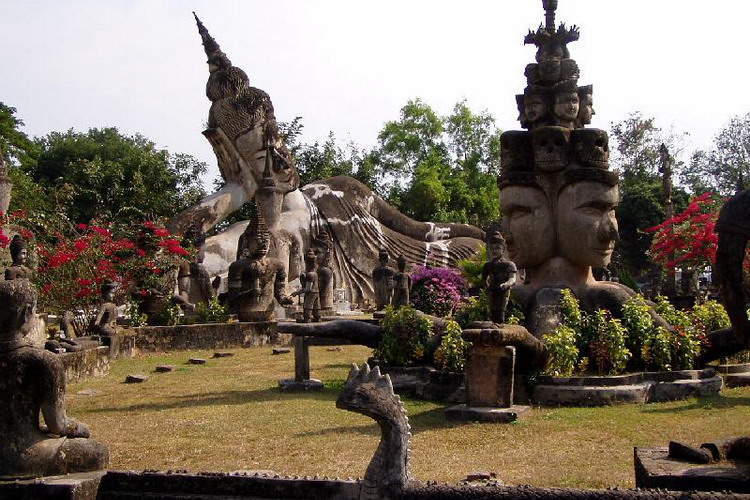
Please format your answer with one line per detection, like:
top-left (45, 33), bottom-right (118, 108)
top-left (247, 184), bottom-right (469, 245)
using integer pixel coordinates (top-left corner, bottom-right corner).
top-left (410, 266), bottom-right (466, 317)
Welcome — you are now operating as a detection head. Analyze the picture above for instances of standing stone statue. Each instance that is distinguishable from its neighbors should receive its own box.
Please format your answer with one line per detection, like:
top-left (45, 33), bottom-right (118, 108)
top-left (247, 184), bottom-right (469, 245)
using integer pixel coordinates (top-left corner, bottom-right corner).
top-left (0, 280), bottom-right (108, 478)
top-left (482, 232), bottom-right (518, 324)
top-left (5, 235), bottom-right (32, 280)
top-left (292, 249), bottom-right (321, 323)
top-left (91, 282), bottom-right (117, 337)
top-left (230, 208), bottom-right (292, 322)
top-left (392, 255), bottom-right (412, 308)
top-left (372, 248), bottom-right (395, 310)
top-left (174, 228), bottom-right (215, 313)
top-left (315, 231), bottom-right (335, 316)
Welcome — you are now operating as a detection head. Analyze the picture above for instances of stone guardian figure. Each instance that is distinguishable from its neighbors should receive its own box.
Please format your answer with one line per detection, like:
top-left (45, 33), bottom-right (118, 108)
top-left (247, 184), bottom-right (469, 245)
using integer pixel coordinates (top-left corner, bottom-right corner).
top-left (482, 232), bottom-right (518, 324)
top-left (315, 231), bottom-right (335, 316)
top-left (91, 282), bottom-right (118, 337)
top-left (392, 255), bottom-right (412, 308)
top-left (372, 248), bottom-right (395, 310)
top-left (5, 234), bottom-right (32, 280)
top-left (0, 280), bottom-right (109, 478)
top-left (292, 249), bottom-right (321, 323)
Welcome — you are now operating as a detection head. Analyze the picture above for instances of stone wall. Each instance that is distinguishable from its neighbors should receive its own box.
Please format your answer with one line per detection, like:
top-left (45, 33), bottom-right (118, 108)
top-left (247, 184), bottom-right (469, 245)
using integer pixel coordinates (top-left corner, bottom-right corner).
top-left (125, 322), bottom-right (290, 353)
top-left (60, 346), bottom-right (113, 385)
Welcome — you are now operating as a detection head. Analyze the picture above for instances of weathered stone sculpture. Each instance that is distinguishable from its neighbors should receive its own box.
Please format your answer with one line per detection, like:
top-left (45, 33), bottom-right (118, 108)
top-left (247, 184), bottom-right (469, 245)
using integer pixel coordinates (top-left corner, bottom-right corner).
top-left (292, 249), bottom-right (321, 323)
top-left (499, 1), bottom-right (658, 337)
top-left (372, 249), bottom-right (395, 310)
top-left (229, 208), bottom-right (291, 322)
top-left (174, 228), bottom-right (215, 312)
top-left (314, 230), bottom-right (335, 316)
top-left (482, 232), bottom-right (517, 324)
top-left (91, 282), bottom-right (117, 337)
top-left (168, 14), bottom-right (484, 305)
top-left (0, 280), bottom-right (108, 478)
top-left (5, 234), bottom-right (32, 280)
top-left (391, 255), bottom-right (411, 308)
top-left (0, 155), bottom-right (12, 215)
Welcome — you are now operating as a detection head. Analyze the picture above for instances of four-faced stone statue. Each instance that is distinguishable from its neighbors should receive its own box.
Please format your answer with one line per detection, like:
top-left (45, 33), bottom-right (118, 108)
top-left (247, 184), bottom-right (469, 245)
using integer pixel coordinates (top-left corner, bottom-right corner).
top-left (482, 232), bottom-right (518, 324)
top-left (6, 234), bottom-right (32, 280)
top-left (372, 248), bottom-right (395, 310)
top-left (0, 280), bottom-right (109, 478)
top-left (392, 255), bottom-right (412, 308)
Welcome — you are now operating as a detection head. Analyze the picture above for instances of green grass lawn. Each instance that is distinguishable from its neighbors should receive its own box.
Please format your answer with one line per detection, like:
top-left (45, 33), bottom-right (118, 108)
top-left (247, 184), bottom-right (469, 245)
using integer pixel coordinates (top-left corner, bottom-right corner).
top-left (67, 345), bottom-right (750, 489)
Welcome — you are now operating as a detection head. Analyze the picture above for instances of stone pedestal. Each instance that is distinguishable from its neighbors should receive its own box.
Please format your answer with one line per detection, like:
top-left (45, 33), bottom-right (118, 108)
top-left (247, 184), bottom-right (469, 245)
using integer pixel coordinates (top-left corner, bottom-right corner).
top-left (277, 336), bottom-right (324, 391)
top-left (446, 326), bottom-right (529, 423)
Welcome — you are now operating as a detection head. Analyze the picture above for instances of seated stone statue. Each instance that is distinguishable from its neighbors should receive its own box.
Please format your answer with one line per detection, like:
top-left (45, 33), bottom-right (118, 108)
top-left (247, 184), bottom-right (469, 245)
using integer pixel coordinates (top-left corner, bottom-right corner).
top-left (291, 250), bottom-right (321, 323)
top-left (0, 280), bottom-right (109, 478)
top-left (229, 209), bottom-right (292, 321)
top-left (392, 255), bottom-right (411, 308)
top-left (372, 249), bottom-right (395, 310)
top-left (174, 229), bottom-right (215, 312)
top-left (5, 234), bottom-right (32, 280)
top-left (91, 282), bottom-right (117, 336)
top-left (482, 232), bottom-right (517, 324)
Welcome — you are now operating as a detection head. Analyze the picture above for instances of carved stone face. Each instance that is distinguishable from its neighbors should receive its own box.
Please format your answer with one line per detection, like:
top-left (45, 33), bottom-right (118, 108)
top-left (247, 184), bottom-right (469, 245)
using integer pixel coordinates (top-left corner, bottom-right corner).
top-left (500, 131), bottom-right (532, 172)
top-left (532, 126), bottom-right (571, 172)
top-left (524, 94), bottom-right (547, 124)
top-left (554, 92), bottom-right (580, 124)
top-left (499, 186), bottom-right (554, 268)
top-left (556, 181), bottom-right (619, 268)
top-left (247, 235), bottom-right (270, 259)
top-left (572, 129), bottom-right (609, 169)
top-left (15, 248), bottom-right (28, 266)
top-left (231, 124), bottom-right (297, 198)
top-left (537, 46), bottom-right (563, 82)
top-left (578, 92), bottom-right (594, 125)
top-left (560, 59), bottom-right (580, 81)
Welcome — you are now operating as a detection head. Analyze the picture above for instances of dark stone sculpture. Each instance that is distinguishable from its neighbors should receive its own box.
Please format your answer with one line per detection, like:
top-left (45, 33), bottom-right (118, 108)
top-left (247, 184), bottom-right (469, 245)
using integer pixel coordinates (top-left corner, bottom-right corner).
top-left (292, 249), bottom-right (321, 323)
top-left (174, 228), bottom-right (215, 313)
top-left (228, 208), bottom-right (291, 322)
top-left (91, 282), bottom-right (117, 336)
top-left (5, 234), bottom-right (32, 280)
top-left (482, 232), bottom-right (517, 324)
top-left (0, 280), bottom-right (108, 478)
top-left (372, 249), bottom-right (395, 310)
top-left (168, 14), bottom-right (484, 306)
top-left (391, 255), bottom-right (411, 308)
top-left (315, 231), bottom-right (335, 316)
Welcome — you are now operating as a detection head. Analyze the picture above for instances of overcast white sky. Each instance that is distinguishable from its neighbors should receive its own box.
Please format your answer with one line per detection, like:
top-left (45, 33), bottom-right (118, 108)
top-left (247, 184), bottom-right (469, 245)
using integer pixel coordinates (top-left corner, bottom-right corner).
top-left (3, 0), bottom-right (749, 186)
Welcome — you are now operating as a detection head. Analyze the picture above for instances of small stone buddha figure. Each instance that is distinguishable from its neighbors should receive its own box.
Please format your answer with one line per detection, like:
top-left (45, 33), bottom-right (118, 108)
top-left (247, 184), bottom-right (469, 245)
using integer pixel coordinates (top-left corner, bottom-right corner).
top-left (92, 282), bottom-right (117, 337)
top-left (292, 249), bottom-right (321, 323)
top-left (482, 232), bottom-right (518, 324)
top-left (392, 255), bottom-right (412, 308)
top-left (0, 280), bottom-right (109, 478)
top-left (174, 228), bottom-right (215, 312)
top-left (315, 231), bottom-right (335, 316)
top-left (372, 248), bottom-right (395, 310)
top-left (231, 208), bottom-right (292, 321)
top-left (5, 234), bottom-right (32, 280)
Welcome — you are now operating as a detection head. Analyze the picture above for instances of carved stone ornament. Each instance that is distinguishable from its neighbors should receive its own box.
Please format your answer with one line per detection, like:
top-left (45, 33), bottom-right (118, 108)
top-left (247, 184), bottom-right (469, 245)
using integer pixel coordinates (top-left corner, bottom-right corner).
top-left (532, 126), bottom-right (571, 172)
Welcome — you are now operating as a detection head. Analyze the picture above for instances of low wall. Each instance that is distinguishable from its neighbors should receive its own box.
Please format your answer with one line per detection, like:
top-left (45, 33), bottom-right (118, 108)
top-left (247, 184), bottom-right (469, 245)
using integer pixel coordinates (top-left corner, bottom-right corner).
top-left (125, 321), bottom-right (290, 353)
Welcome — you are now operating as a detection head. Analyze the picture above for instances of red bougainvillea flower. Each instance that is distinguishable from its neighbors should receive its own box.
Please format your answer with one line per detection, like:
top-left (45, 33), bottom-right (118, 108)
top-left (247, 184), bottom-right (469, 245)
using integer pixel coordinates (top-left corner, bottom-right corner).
top-left (19, 229), bottom-right (34, 240)
top-left (154, 228), bottom-right (170, 237)
top-left (91, 226), bottom-right (111, 237)
top-left (41, 283), bottom-right (53, 294)
top-left (73, 239), bottom-right (89, 252)
top-left (167, 245), bottom-right (189, 256)
top-left (77, 278), bottom-right (93, 287)
top-left (76, 223), bottom-right (88, 231)
top-left (0, 231), bottom-right (10, 248)
top-left (143, 221), bottom-right (157, 230)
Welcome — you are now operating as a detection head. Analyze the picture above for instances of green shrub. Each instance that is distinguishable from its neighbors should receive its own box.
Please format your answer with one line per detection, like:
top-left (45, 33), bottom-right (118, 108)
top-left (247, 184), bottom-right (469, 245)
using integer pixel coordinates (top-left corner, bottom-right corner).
top-left (457, 245), bottom-right (487, 289)
top-left (642, 326), bottom-right (672, 371)
top-left (587, 310), bottom-right (631, 375)
top-left (691, 300), bottom-right (730, 332)
top-left (194, 297), bottom-right (229, 324)
top-left (454, 292), bottom-right (489, 328)
top-left (433, 320), bottom-right (470, 373)
top-left (621, 294), bottom-right (655, 371)
top-left (654, 295), bottom-right (702, 370)
top-left (125, 301), bottom-right (147, 327)
top-left (559, 288), bottom-right (582, 331)
top-left (375, 306), bottom-right (434, 366)
top-left (542, 325), bottom-right (579, 377)
top-left (150, 302), bottom-right (181, 327)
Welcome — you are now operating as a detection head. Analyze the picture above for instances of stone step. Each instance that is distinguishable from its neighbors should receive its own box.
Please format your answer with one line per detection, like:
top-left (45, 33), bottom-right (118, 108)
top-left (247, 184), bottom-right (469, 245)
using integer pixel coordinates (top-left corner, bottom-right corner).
top-left (723, 372), bottom-right (750, 388)
top-left (715, 363), bottom-right (750, 374)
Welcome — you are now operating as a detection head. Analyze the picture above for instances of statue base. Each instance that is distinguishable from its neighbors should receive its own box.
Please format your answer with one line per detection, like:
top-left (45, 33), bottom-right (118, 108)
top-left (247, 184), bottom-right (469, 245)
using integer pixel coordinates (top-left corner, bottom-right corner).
top-left (278, 378), bottom-right (324, 392)
top-left (444, 404), bottom-right (530, 423)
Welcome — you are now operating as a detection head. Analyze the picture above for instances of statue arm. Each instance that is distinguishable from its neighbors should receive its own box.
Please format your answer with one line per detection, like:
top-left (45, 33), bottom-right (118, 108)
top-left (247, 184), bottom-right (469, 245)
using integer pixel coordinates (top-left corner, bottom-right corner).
top-left (168, 182), bottom-right (248, 235)
top-left (500, 263), bottom-right (518, 289)
top-left (40, 356), bottom-right (89, 438)
top-left (274, 266), bottom-right (292, 305)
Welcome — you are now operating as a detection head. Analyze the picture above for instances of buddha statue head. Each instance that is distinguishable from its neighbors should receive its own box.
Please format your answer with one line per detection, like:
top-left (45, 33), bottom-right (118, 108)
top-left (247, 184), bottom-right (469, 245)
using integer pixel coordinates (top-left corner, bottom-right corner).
top-left (193, 13), bottom-right (299, 228)
top-left (9, 235), bottom-right (28, 267)
top-left (0, 279), bottom-right (36, 340)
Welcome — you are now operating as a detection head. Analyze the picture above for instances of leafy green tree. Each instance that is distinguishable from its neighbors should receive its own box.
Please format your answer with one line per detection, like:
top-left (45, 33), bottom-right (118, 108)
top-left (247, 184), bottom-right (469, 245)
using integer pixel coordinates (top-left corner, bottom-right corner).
top-left (683, 113), bottom-right (750, 195)
top-left (0, 102), bottom-right (39, 167)
top-left (27, 128), bottom-right (207, 225)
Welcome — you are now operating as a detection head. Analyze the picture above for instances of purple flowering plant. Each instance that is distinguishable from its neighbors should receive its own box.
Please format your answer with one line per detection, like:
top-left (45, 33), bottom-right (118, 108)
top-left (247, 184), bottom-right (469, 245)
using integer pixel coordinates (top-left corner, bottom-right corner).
top-left (410, 266), bottom-right (466, 317)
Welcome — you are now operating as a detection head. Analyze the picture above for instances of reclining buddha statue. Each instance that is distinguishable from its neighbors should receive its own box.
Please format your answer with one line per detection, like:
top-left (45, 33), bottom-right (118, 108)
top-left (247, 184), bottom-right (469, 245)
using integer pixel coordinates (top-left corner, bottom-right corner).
top-left (169, 13), bottom-right (484, 305)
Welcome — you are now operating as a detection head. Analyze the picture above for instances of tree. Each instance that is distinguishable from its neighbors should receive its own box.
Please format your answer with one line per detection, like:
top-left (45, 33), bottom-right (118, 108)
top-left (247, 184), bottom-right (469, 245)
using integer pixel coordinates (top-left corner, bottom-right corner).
top-left (26, 128), bottom-right (207, 225)
top-left (683, 113), bottom-right (750, 195)
top-left (0, 102), bottom-right (38, 167)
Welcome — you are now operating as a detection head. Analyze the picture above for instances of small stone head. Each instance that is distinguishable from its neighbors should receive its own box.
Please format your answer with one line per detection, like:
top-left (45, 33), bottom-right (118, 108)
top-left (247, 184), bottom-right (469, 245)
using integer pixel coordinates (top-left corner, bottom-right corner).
top-left (536, 44), bottom-right (564, 82)
top-left (9, 235), bottom-right (28, 266)
top-left (487, 231), bottom-right (508, 261)
top-left (553, 91), bottom-right (580, 125)
top-left (560, 59), bottom-right (580, 81)
top-left (397, 255), bottom-right (407, 272)
top-left (378, 248), bottom-right (389, 266)
top-left (577, 85), bottom-right (594, 126)
top-left (305, 248), bottom-right (317, 271)
top-left (100, 282), bottom-right (116, 302)
top-left (572, 129), bottom-right (610, 169)
top-left (532, 126), bottom-right (571, 172)
top-left (500, 131), bottom-right (533, 173)
top-left (523, 92), bottom-right (548, 125)
top-left (0, 279), bottom-right (37, 339)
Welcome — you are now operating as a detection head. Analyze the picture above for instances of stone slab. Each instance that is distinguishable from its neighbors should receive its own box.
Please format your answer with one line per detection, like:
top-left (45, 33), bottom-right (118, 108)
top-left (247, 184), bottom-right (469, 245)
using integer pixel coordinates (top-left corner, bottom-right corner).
top-left (154, 365), bottom-right (174, 373)
top-left (125, 374), bottom-right (149, 383)
top-left (445, 404), bottom-right (530, 423)
top-left (212, 352), bottom-right (234, 358)
top-left (0, 470), bottom-right (105, 500)
top-left (715, 363), bottom-right (750, 374)
top-left (188, 358), bottom-right (207, 365)
top-left (126, 322), bottom-right (290, 353)
top-left (272, 347), bottom-right (291, 355)
top-left (634, 446), bottom-right (750, 493)
top-left (724, 373), bottom-right (750, 388)
top-left (278, 378), bottom-right (324, 392)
